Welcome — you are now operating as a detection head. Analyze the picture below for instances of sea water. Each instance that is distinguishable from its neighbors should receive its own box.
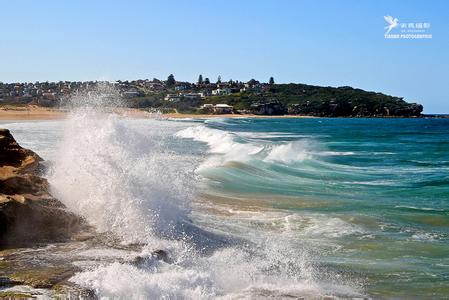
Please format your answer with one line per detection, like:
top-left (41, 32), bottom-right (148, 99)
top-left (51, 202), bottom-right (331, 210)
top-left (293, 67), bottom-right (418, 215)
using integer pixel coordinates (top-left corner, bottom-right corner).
top-left (2, 116), bottom-right (448, 298)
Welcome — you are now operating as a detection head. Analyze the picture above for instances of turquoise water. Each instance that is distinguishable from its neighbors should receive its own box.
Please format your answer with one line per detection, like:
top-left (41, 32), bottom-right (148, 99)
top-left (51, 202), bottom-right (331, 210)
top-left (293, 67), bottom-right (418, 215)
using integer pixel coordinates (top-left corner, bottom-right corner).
top-left (3, 117), bottom-right (449, 298)
top-left (180, 117), bottom-right (449, 298)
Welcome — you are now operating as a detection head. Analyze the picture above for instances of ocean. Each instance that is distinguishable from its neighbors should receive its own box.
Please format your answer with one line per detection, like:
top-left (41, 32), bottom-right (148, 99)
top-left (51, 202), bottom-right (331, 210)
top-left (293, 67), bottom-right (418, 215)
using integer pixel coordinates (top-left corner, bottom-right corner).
top-left (2, 115), bottom-right (449, 298)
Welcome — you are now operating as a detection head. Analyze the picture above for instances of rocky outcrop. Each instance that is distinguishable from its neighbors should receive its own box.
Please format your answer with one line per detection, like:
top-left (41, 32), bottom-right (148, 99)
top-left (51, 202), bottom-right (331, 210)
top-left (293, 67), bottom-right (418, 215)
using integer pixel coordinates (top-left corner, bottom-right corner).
top-left (0, 129), bottom-right (84, 248)
top-left (0, 128), bottom-right (41, 176)
top-left (287, 100), bottom-right (423, 117)
top-left (250, 101), bottom-right (287, 115)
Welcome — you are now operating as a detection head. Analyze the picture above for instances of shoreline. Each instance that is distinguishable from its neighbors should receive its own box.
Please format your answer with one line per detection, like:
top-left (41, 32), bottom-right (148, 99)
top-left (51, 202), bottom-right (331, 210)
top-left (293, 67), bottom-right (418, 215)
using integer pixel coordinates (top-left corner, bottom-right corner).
top-left (0, 106), bottom-right (67, 120)
top-left (0, 106), bottom-right (317, 121)
top-left (0, 105), bottom-right (443, 121)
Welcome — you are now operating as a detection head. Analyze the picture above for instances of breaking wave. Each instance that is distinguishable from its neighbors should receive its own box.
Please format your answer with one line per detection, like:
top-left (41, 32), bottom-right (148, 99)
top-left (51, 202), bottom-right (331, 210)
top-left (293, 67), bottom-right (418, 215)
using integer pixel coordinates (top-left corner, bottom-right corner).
top-left (175, 125), bottom-right (331, 167)
top-left (49, 112), bottom-right (196, 244)
top-left (45, 94), bottom-right (362, 298)
top-left (175, 125), bottom-right (359, 168)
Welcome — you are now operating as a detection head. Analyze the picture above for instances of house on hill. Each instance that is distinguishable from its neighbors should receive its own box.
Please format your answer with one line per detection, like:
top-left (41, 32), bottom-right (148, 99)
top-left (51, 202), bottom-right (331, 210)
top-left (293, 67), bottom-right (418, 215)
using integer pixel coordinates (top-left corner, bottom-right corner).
top-left (164, 94), bottom-right (182, 102)
top-left (212, 88), bottom-right (231, 96)
top-left (213, 104), bottom-right (233, 114)
top-left (200, 103), bottom-right (233, 114)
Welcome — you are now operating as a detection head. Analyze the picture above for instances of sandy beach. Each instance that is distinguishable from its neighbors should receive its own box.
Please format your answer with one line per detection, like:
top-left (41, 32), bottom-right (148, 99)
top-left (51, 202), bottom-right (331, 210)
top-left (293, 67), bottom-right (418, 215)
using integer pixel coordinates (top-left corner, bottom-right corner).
top-left (0, 106), bottom-right (67, 120)
top-left (0, 105), bottom-right (315, 120)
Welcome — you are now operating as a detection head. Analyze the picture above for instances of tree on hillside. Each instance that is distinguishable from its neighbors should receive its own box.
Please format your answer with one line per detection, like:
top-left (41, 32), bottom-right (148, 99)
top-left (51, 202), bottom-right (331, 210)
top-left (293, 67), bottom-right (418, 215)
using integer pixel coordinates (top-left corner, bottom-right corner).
top-left (217, 75), bottom-right (222, 84)
top-left (197, 74), bottom-right (203, 85)
top-left (204, 77), bottom-right (210, 84)
top-left (167, 74), bottom-right (176, 87)
top-left (247, 79), bottom-right (259, 86)
top-left (269, 77), bottom-right (275, 85)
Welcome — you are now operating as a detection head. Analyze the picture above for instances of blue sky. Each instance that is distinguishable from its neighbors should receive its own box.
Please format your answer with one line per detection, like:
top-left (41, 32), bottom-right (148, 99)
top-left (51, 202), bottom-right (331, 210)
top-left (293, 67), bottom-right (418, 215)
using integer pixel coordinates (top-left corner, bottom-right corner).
top-left (1, 0), bottom-right (448, 113)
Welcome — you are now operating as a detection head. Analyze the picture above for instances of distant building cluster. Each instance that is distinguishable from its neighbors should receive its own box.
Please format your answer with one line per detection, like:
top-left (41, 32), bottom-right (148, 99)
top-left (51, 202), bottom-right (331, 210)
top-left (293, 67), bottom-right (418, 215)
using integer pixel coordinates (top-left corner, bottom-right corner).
top-left (1, 75), bottom-right (421, 117)
top-left (0, 79), bottom-right (165, 106)
top-left (0, 76), bottom-right (272, 114)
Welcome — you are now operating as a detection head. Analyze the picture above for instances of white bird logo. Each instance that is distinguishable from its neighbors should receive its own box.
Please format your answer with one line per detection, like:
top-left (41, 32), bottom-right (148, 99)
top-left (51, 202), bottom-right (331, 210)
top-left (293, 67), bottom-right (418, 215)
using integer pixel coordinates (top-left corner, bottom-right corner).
top-left (384, 16), bottom-right (399, 34)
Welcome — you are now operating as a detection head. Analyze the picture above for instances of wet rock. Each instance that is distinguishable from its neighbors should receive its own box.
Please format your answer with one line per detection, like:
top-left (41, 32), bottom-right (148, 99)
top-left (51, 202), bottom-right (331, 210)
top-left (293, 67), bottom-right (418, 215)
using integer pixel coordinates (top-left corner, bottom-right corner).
top-left (0, 291), bottom-right (36, 298)
top-left (0, 128), bottom-right (41, 175)
top-left (8, 266), bottom-right (77, 289)
top-left (0, 128), bottom-right (86, 248)
top-left (52, 283), bottom-right (98, 299)
top-left (152, 249), bottom-right (169, 262)
top-left (0, 276), bottom-right (22, 288)
top-left (133, 249), bottom-right (171, 267)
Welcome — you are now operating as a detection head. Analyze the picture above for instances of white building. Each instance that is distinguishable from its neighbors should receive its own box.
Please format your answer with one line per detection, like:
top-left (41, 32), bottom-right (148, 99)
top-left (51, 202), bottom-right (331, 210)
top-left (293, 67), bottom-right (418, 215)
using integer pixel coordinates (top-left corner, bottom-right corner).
top-left (164, 94), bottom-right (181, 102)
top-left (199, 91), bottom-right (211, 98)
top-left (175, 85), bottom-right (189, 91)
top-left (212, 88), bottom-right (231, 96)
top-left (213, 104), bottom-right (233, 114)
top-left (200, 103), bottom-right (214, 109)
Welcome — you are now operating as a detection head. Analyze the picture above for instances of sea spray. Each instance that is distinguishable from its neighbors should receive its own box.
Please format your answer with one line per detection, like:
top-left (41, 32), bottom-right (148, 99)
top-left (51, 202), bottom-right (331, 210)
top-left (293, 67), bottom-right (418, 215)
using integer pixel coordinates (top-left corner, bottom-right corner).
top-left (48, 85), bottom-right (195, 244)
top-left (46, 90), bottom-right (362, 297)
top-left (6, 116), bottom-right (448, 297)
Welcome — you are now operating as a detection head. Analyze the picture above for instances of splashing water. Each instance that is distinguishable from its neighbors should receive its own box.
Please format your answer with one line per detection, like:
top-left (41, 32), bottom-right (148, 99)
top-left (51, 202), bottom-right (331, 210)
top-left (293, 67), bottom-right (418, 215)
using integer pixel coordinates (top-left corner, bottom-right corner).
top-left (42, 87), bottom-right (363, 298)
top-left (4, 110), bottom-right (449, 298)
top-left (49, 114), bottom-right (192, 244)
top-left (49, 85), bottom-right (193, 245)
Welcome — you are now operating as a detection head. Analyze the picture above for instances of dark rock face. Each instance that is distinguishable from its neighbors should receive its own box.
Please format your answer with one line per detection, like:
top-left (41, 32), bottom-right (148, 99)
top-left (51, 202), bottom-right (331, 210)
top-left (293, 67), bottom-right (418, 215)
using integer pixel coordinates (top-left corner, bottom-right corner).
top-left (250, 101), bottom-right (287, 115)
top-left (0, 128), bottom-right (41, 174)
top-left (0, 128), bottom-right (85, 248)
top-left (132, 249), bottom-right (171, 268)
top-left (287, 100), bottom-right (423, 117)
top-left (390, 103), bottom-right (423, 117)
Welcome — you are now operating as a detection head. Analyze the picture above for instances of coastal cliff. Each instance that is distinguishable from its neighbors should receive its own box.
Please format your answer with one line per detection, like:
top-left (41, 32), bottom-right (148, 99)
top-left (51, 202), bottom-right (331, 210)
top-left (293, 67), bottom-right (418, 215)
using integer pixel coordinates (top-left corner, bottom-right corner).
top-left (207, 84), bottom-right (424, 117)
top-left (0, 128), bottom-right (84, 248)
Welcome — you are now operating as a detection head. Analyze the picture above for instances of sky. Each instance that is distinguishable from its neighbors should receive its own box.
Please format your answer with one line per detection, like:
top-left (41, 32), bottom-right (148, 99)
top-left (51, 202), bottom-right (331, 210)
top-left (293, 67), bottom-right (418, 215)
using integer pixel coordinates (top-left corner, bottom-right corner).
top-left (1, 0), bottom-right (448, 113)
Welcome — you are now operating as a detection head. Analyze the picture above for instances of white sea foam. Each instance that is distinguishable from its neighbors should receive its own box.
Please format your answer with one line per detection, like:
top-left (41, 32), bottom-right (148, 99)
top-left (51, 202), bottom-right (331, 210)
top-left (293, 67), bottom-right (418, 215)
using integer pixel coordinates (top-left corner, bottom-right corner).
top-left (70, 222), bottom-right (362, 299)
top-left (176, 125), bottom-right (359, 169)
top-left (70, 245), bottom-right (360, 299)
top-left (410, 232), bottom-right (439, 241)
top-left (193, 204), bottom-right (364, 242)
top-left (236, 131), bottom-right (316, 139)
top-left (6, 112), bottom-right (447, 298)
top-left (49, 108), bottom-right (196, 244)
top-left (176, 125), bottom-right (264, 168)
top-left (317, 151), bottom-right (356, 156)
top-left (395, 205), bottom-right (446, 212)
top-left (348, 180), bottom-right (398, 186)
top-left (176, 125), bottom-right (320, 167)
top-left (26, 95), bottom-right (362, 298)
top-left (265, 141), bottom-right (312, 163)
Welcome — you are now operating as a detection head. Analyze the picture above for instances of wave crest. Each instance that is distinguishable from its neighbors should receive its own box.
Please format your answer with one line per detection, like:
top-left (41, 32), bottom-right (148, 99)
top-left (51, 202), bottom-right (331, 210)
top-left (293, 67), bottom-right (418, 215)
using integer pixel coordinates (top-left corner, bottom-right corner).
top-left (176, 125), bottom-right (319, 167)
top-left (49, 111), bottom-right (195, 244)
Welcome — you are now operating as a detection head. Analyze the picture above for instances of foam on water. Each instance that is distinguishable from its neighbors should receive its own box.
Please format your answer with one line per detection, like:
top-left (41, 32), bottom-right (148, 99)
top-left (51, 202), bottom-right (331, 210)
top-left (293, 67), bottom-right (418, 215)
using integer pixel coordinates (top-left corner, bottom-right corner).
top-left (176, 125), bottom-right (358, 169)
top-left (175, 125), bottom-right (264, 169)
top-left (69, 246), bottom-right (358, 299)
top-left (176, 125), bottom-right (323, 167)
top-left (42, 92), bottom-right (361, 298)
top-left (49, 111), bottom-right (194, 244)
top-left (4, 113), bottom-right (449, 298)
top-left (69, 216), bottom-right (361, 299)
top-left (265, 141), bottom-right (312, 163)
